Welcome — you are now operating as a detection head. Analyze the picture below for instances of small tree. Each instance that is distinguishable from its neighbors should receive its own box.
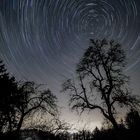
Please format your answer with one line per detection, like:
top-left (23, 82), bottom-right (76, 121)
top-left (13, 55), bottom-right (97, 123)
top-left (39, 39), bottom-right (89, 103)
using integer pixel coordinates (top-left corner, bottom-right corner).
top-left (125, 109), bottom-right (140, 130)
top-left (15, 81), bottom-right (58, 135)
top-left (62, 39), bottom-right (139, 130)
top-left (30, 116), bottom-right (70, 134)
top-left (0, 59), bottom-right (58, 137)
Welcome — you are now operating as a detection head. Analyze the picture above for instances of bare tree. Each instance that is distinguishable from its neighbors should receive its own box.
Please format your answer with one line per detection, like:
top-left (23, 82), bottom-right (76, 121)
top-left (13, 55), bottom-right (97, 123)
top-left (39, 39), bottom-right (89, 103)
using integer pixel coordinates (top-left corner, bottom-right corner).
top-left (15, 81), bottom-right (58, 135)
top-left (28, 113), bottom-right (70, 134)
top-left (0, 59), bottom-right (58, 139)
top-left (62, 39), bottom-right (140, 130)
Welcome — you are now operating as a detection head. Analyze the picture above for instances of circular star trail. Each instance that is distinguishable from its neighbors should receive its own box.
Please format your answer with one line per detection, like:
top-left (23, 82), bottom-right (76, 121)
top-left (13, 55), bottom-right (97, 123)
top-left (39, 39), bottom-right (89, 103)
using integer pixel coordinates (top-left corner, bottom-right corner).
top-left (0, 0), bottom-right (140, 129)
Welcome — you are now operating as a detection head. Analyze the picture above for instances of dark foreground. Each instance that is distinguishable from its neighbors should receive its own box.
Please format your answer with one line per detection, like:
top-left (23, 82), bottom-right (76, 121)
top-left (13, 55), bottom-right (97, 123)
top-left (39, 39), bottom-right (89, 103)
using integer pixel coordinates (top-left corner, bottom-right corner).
top-left (0, 125), bottom-right (139, 140)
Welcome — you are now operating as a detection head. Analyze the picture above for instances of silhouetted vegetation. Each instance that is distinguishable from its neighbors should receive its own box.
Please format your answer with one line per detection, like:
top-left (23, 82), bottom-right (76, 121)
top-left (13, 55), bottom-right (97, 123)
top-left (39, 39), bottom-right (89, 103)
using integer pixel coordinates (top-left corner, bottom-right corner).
top-left (0, 39), bottom-right (140, 140)
top-left (0, 59), bottom-right (58, 139)
top-left (0, 59), bottom-right (19, 133)
top-left (62, 39), bottom-right (140, 131)
top-left (15, 81), bottom-right (58, 137)
top-left (14, 112), bottom-right (139, 140)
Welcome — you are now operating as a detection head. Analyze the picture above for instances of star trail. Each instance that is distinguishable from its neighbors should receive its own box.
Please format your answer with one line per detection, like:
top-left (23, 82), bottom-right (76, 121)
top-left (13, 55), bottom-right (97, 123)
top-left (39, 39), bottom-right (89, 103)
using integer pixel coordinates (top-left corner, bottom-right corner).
top-left (0, 0), bottom-right (140, 130)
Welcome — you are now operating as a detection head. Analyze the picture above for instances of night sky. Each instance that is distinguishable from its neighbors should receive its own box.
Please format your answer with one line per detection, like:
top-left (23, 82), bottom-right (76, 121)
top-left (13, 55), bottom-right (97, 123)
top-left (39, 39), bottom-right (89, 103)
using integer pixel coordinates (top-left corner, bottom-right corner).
top-left (0, 0), bottom-right (140, 130)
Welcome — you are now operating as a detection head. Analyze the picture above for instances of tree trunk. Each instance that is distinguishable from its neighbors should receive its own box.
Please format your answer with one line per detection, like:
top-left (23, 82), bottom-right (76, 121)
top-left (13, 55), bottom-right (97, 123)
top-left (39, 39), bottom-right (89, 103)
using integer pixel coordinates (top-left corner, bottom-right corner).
top-left (8, 114), bottom-right (12, 132)
top-left (107, 105), bottom-right (118, 130)
top-left (108, 113), bottom-right (122, 140)
top-left (16, 115), bottom-right (24, 139)
top-left (109, 115), bottom-right (118, 130)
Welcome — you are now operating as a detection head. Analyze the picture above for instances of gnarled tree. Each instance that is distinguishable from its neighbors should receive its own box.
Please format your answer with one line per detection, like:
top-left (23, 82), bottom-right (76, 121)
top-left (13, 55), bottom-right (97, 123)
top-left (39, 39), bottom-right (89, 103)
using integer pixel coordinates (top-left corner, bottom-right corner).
top-left (62, 39), bottom-right (139, 130)
top-left (0, 59), bottom-right (58, 137)
top-left (15, 81), bottom-right (58, 135)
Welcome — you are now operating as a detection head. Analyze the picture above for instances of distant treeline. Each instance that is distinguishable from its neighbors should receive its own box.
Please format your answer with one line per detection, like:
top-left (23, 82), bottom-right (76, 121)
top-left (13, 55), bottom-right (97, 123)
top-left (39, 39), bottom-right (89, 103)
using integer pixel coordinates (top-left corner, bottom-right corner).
top-left (1, 109), bottom-right (140, 140)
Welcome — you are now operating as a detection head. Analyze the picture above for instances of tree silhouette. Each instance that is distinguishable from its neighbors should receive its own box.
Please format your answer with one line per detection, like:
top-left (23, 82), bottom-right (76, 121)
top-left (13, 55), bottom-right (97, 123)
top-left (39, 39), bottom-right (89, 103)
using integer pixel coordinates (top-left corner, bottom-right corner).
top-left (15, 81), bottom-right (58, 136)
top-left (0, 60), bottom-right (18, 133)
top-left (30, 116), bottom-right (69, 135)
top-left (125, 109), bottom-right (140, 130)
top-left (0, 59), bottom-right (58, 139)
top-left (62, 39), bottom-right (140, 130)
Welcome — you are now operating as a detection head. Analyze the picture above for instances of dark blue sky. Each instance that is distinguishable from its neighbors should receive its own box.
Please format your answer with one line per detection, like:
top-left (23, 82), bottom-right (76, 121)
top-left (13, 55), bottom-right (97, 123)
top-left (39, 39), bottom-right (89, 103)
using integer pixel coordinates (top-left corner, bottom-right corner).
top-left (0, 0), bottom-right (140, 130)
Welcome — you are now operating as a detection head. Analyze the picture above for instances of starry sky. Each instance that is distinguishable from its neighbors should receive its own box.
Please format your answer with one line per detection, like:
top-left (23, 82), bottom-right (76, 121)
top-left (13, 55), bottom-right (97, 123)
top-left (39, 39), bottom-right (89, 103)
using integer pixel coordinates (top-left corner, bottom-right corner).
top-left (0, 0), bottom-right (140, 130)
